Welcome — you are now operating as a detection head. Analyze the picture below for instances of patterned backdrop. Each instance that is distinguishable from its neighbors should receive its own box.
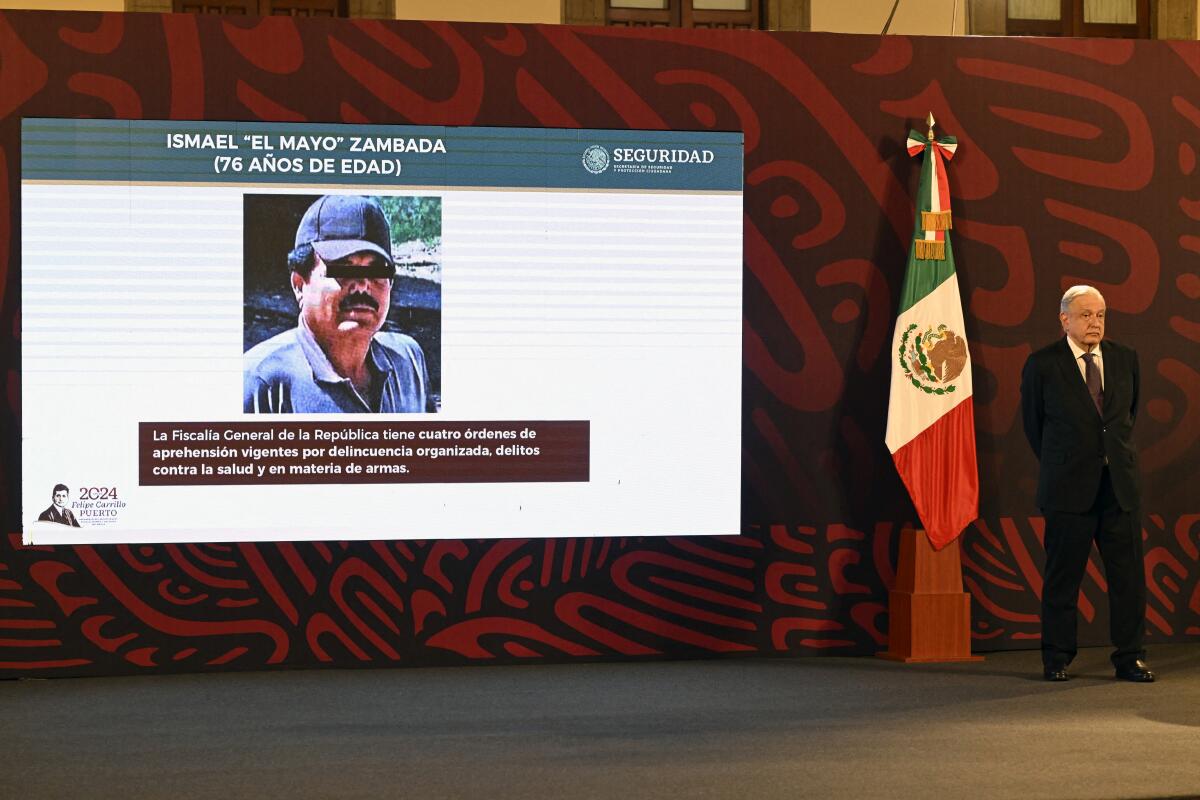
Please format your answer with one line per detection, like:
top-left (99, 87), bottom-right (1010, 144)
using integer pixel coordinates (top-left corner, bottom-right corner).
top-left (1, 12), bottom-right (1197, 676)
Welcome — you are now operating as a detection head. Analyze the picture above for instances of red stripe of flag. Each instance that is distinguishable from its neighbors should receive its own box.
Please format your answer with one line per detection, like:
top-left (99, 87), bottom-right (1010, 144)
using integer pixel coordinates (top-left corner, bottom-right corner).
top-left (891, 397), bottom-right (979, 549)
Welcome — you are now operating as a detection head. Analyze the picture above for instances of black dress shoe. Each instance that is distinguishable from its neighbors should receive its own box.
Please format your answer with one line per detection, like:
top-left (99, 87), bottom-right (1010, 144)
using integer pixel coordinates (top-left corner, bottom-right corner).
top-left (1114, 659), bottom-right (1155, 682)
top-left (1043, 667), bottom-right (1069, 682)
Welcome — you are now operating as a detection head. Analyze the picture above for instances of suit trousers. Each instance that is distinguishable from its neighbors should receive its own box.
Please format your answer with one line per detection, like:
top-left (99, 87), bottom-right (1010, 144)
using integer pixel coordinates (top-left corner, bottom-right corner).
top-left (1041, 467), bottom-right (1146, 670)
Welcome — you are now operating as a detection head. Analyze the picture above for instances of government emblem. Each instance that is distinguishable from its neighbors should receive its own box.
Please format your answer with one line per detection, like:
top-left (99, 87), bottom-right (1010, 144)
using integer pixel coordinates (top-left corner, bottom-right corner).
top-left (581, 145), bottom-right (610, 174)
top-left (898, 323), bottom-right (966, 395)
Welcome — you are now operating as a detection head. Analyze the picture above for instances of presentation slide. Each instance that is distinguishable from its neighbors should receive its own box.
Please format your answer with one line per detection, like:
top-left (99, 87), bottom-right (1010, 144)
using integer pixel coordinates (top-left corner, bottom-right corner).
top-left (20, 119), bottom-right (743, 545)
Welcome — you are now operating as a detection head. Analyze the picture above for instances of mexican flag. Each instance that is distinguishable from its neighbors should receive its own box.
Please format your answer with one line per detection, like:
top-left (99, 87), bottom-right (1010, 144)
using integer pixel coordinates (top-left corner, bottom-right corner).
top-left (884, 127), bottom-right (979, 550)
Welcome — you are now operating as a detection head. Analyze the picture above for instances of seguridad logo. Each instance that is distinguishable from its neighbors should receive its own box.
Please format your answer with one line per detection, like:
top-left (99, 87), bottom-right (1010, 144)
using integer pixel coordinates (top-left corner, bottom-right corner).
top-left (582, 144), bottom-right (716, 176)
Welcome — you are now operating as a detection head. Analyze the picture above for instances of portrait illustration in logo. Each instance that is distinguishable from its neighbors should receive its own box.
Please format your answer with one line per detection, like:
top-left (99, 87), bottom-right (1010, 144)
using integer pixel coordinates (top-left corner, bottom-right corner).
top-left (581, 145), bottom-right (610, 175)
top-left (898, 323), bottom-right (967, 395)
top-left (37, 483), bottom-right (81, 527)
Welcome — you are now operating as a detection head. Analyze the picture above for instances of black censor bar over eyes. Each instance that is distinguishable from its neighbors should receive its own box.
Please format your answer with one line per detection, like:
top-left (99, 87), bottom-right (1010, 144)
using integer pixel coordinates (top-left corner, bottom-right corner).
top-left (325, 262), bottom-right (393, 280)
top-left (139, 421), bottom-right (590, 485)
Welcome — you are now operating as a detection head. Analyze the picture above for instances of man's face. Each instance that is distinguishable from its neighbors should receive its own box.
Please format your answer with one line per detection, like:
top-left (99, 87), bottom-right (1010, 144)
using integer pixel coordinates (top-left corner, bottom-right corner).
top-left (52, 489), bottom-right (68, 509)
top-left (1060, 291), bottom-right (1106, 350)
top-left (293, 252), bottom-right (392, 347)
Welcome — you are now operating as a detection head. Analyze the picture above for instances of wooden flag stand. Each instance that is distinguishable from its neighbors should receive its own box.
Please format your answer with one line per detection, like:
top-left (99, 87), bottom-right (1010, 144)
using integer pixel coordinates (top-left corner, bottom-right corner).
top-left (877, 527), bottom-right (983, 663)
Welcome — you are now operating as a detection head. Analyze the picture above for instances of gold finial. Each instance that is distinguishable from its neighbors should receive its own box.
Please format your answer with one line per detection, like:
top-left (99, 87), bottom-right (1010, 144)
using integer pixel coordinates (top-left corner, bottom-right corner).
top-left (926, 112), bottom-right (936, 140)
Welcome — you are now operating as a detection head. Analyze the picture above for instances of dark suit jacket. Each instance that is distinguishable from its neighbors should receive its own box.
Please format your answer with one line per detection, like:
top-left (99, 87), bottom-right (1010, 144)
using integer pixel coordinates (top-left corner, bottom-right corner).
top-left (1020, 337), bottom-right (1141, 513)
top-left (38, 504), bottom-right (81, 527)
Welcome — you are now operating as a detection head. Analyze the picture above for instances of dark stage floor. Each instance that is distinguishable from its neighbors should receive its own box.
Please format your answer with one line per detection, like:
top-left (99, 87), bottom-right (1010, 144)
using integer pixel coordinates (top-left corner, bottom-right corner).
top-left (4, 643), bottom-right (1200, 800)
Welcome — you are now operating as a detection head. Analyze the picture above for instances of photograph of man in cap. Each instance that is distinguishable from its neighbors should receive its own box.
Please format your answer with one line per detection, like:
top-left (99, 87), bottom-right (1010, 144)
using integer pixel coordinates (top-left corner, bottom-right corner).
top-left (244, 195), bottom-right (434, 414)
top-left (37, 484), bottom-right (81, 527)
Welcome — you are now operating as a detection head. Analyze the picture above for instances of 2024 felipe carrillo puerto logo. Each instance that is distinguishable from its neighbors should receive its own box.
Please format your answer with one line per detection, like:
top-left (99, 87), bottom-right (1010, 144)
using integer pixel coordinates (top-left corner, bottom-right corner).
top-left (898, 323), bottom-right (968, 395)
top-left (582, 145), bottom-right (610, 174)
top-left (35, 484), bottom-right (128, 529)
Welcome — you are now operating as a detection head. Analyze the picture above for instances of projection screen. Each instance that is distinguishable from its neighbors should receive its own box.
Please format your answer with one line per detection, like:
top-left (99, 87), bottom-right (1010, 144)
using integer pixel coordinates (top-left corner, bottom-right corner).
top-left (21, 119), bottom-right (743, 544)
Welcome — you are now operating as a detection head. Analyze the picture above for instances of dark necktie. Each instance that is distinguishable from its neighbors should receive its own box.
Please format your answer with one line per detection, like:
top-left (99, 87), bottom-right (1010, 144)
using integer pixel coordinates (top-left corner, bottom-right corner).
top-left (1082, 352), bottom-right (1103, 415)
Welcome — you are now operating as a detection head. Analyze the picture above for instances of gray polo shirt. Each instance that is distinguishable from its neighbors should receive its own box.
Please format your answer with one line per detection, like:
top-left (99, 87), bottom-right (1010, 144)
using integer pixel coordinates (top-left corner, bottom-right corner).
top-left (244, 320), bottom-right (432, 413)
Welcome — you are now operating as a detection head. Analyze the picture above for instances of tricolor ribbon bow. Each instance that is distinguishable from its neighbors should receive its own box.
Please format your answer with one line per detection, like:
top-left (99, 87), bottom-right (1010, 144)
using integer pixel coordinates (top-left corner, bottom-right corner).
top-left (906, 126), bottom-right (958, 261)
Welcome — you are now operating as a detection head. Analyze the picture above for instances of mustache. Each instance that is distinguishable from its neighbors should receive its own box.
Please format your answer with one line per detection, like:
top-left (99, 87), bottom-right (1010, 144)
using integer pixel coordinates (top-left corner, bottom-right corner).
top-left (339, 292), bottom-right (380, 312)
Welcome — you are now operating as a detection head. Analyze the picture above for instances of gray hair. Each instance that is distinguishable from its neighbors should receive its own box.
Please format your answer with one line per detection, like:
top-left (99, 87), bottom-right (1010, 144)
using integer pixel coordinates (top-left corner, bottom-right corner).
top-left (1060, 285), bottom-right (1104, 315)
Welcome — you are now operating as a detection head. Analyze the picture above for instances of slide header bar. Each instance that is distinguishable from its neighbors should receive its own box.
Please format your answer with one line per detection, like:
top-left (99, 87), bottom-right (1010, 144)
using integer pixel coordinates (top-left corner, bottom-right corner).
top-left (22, 119), bottom-right (744, 192)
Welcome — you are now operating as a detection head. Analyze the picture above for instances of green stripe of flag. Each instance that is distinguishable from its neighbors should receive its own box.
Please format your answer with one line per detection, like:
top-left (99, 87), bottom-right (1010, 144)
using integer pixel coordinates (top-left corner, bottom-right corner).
top-left (898, 241), bottom-right (956, 315)
top-left (897, 130), bottom-right (957, 315)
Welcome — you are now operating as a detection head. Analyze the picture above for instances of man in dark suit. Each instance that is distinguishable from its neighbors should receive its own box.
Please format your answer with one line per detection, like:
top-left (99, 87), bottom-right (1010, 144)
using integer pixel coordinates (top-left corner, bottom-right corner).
top-left (37, 483), bottom-right (81, 527)
top-left (1021, 285), bottom-right (1153, 682)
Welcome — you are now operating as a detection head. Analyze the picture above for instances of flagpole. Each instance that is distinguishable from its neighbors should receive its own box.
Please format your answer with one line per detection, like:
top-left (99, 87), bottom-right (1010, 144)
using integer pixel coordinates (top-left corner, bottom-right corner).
top-left (879, 113), bottom-right (982, 664)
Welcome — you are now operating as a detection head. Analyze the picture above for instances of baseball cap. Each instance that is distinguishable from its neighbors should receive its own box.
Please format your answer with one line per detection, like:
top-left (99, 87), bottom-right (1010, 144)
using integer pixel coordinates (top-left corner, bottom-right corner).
top-left (295, 195), bottom-right (395, 276)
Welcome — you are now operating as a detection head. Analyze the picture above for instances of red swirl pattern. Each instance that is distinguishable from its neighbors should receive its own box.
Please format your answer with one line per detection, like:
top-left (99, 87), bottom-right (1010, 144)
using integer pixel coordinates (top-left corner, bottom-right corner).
top-left (0, 13), bottom-right (1198, 675)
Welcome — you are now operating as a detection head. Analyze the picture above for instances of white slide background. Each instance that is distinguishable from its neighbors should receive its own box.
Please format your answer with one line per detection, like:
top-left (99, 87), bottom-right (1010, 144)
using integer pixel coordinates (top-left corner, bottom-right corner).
top-left (22, 184), bottom-right (742, 544)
